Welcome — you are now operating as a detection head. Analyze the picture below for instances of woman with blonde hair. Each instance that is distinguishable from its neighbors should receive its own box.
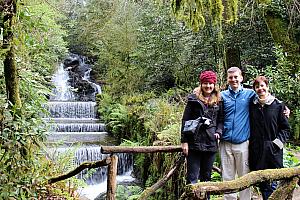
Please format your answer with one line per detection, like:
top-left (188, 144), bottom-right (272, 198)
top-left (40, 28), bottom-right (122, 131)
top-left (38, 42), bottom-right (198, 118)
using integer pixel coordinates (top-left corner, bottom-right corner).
top-left (181, 70), bottom-right (224, 190)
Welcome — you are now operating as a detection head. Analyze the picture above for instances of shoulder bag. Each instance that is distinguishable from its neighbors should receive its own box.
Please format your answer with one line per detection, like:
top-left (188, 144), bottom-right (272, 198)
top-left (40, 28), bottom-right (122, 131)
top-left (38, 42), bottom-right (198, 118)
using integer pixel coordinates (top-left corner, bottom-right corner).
top-left (182, 100), bottom-right (211, 135)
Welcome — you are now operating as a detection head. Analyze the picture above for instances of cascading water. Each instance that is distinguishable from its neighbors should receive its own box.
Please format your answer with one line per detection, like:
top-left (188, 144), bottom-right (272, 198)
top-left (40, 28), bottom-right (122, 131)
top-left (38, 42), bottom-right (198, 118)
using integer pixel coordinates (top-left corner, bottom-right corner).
top-left (49, 63), bottom-right (75, 101)
top-left (45, 54), bottom-right (134, 199)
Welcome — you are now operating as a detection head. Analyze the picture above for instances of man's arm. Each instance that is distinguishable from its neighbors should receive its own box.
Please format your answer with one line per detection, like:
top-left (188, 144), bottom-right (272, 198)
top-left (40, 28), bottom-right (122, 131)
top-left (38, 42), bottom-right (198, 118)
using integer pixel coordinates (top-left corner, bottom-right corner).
top-left (283, 106), bottom-right (290, 118)
top-left (273, 103), bottom-right (290, 149)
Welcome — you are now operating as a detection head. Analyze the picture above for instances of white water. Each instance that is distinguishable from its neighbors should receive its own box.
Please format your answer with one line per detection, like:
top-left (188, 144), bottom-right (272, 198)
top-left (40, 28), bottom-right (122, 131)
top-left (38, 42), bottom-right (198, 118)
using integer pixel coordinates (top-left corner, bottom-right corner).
top-left (50, 63), bottom-right (75, 101)
top-left (47, 55), bottom-right (134, 200)
top-left (78, 171), bottom-right (135, 199)
top-left (83, 68), bottom-right (102, 95)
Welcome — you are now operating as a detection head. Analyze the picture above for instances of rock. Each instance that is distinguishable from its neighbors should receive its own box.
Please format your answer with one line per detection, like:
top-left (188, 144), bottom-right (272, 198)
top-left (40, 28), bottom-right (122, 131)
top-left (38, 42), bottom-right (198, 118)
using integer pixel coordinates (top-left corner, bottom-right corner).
top-left (62, 54), bottom-right (100, 101)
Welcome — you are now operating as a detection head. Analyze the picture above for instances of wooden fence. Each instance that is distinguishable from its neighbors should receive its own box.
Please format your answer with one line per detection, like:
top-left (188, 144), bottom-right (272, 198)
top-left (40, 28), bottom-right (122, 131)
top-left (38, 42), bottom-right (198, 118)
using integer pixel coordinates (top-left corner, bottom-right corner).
top-left (48, 145), bottom-right (300, 200)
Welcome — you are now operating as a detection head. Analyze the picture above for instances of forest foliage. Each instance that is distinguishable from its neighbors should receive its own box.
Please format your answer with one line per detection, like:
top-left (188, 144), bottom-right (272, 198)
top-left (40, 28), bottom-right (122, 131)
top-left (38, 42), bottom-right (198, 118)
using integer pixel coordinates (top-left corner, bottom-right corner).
top-left (0, 0), bottom-right (79, 199)
top-left (0, 0), bottom-right (300, 199)
top-left (67, 0), bottom-right (299, 138)
top-left (75, 0), bottom-right (299, 199)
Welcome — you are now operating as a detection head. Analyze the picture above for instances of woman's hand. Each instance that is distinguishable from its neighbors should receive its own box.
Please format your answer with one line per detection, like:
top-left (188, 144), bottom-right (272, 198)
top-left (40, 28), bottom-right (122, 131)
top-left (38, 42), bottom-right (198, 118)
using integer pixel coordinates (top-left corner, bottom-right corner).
top-left (214, 133), bottom-right (220, 139)
top-left (181, 143), bottom-right (189, 156)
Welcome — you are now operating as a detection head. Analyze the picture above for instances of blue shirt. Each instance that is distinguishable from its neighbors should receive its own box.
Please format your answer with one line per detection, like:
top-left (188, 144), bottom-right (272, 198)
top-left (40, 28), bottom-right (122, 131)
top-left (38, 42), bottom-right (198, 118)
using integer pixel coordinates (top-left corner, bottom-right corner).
top-left (221, 85), bottom-right (255, 144)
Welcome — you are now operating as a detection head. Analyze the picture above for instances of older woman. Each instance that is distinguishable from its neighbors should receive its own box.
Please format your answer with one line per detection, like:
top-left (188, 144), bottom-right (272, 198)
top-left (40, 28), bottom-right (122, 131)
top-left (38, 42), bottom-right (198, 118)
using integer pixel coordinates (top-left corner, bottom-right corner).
top-left (181, 70), bottom-right (223, 187)
top-left (249, 76), bottom-right (290, 200)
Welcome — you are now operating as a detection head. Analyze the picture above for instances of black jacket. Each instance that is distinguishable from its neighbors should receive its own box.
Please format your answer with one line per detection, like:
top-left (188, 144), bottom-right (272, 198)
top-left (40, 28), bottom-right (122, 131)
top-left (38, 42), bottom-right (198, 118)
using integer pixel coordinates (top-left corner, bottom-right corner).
top-left (181, 94), bottom-right (224, 152)
top-left (249, 98), bottom-right (290, 171)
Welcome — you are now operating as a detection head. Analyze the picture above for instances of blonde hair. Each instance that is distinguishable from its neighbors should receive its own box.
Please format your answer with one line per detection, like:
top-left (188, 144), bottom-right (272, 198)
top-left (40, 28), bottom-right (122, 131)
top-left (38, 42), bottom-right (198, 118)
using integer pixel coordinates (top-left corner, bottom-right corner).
top-left (197, 84), bottom-right (221, 106)
top-left (227, 67), bottom-right (242, 75)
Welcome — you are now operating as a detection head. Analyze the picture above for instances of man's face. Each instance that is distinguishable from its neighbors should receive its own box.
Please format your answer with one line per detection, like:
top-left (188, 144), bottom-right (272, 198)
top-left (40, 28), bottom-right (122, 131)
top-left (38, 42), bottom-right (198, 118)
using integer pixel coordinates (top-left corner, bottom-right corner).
top-left (227, 71), bottom-right (243, 90)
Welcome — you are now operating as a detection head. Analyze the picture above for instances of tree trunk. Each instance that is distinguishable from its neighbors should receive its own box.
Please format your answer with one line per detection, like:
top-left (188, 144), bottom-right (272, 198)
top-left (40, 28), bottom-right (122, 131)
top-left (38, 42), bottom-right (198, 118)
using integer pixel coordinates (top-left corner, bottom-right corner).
top-left (269, 176), bottom-right (299, 200)
top-left (2, 0), bottom-right (21, 108)
top-left (262, 8), bottom-right (300, 72)
top-left (225, 47), bottom-right (241, 70)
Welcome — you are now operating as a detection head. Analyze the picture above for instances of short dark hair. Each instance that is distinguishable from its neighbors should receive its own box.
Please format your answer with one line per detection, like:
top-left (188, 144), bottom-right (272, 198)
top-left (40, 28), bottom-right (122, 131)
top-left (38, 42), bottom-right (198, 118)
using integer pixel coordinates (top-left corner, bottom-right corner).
top-left (253, 76), bottom-right (269, 89)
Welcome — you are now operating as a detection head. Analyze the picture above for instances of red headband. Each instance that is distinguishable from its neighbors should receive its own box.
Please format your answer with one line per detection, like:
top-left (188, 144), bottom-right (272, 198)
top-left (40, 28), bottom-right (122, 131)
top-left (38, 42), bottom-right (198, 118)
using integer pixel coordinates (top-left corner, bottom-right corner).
top-left (199, 71), bottom-right (217, 84)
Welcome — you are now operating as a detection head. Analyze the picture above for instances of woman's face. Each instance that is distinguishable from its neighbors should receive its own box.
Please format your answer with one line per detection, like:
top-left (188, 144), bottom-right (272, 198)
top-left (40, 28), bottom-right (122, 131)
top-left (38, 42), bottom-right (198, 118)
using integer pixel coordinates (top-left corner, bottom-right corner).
top-left (254, 80), bottom-right (269, 98)
top-left (201, 82), bottom-right (215, 96)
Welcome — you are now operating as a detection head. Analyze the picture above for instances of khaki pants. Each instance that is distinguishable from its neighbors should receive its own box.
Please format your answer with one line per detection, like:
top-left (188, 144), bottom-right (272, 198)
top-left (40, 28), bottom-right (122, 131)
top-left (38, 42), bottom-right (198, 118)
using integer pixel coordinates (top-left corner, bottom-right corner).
top-left (220, 140), bottom-right (251, 200)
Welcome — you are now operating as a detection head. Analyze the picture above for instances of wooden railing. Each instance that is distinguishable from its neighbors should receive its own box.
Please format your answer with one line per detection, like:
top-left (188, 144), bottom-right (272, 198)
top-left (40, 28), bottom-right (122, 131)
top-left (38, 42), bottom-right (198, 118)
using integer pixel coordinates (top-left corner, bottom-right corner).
top-left (48, 145), bottom-right (300, 200)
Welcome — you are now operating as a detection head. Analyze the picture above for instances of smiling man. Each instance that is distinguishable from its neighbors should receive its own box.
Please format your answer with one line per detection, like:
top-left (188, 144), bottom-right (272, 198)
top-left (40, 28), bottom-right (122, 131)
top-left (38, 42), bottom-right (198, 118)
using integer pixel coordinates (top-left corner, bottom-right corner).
top-left (219, 67), bottom-right (255, 200)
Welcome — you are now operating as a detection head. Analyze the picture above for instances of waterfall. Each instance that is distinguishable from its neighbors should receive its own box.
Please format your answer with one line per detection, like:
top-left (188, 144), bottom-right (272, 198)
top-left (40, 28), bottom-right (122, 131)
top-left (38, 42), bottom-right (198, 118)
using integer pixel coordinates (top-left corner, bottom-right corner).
top-left (83, 68), bottom-right (102, 95)
top-left (46, 54), bottom-right (134, 199)
top-left (49, 63), bottom-right (75, 101)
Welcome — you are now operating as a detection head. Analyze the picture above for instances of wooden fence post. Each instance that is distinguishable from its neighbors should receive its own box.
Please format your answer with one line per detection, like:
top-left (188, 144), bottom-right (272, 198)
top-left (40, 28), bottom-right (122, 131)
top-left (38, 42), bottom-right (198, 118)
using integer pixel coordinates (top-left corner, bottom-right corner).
top-left (106, 155), bottom-right (118, 200)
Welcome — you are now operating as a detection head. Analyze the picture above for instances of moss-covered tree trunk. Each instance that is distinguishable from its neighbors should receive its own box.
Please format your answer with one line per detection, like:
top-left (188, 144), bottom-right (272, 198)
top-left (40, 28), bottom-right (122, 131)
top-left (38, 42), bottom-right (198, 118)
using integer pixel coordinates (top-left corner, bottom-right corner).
top-left (2, 0), bottom-right (21, 108)
top-left (262, 7), bottom-right (300, 73)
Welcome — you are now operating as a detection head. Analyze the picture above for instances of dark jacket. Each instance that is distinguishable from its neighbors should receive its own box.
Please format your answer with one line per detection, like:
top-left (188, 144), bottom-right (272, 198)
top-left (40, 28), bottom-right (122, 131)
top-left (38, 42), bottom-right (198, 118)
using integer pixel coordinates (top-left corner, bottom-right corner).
top-left (181, 94), bottom-right (224, 152)
top-left (249, 97), bottom-right (290, 171)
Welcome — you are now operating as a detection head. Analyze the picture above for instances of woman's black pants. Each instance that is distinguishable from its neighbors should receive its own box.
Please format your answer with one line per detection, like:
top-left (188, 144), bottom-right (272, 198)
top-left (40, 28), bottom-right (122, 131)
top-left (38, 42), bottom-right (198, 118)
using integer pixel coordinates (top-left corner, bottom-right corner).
top-left (186, 150), bottom-right (216, 184)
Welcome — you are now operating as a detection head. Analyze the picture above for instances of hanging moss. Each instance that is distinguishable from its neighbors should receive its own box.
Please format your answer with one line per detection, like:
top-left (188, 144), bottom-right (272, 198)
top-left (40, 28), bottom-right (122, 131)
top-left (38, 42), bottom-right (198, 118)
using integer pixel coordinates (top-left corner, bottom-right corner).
top-left (263, 9), bottom-right (300, 69)
top-left (172, 0), bottom-right (206, 31)
top-left (225, 0), bottom-right (238, 23)
top-left (209, 0), bottom-right (224, 25)
top-left (171, 0), bottom-right (238, 32)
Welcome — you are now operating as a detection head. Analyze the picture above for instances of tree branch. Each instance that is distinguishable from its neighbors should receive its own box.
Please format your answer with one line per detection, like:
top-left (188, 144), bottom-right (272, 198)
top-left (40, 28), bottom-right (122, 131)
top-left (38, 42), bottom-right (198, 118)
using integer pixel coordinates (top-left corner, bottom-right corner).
top-left (181, 167), bottom-right (300, 199)
top-left (48, 157), bottom-right (111, 184)
top-left (269, 176), bottom-right (299, 200)
top-left (101, 145), bottom-right (182, 154)
top-left (138, 154), bottom-right (185, 200)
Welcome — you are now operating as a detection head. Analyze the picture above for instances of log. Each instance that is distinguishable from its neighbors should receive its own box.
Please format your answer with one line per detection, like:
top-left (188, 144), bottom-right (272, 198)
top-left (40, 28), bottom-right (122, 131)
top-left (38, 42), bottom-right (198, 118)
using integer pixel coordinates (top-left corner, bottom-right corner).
top-left (138, 155), bottom-right (185, 200)
top-left (107, 155), bottom-right (118, 200)
top-left (269, 176), bottom-right (299, 200)
top-left (101, 145), bottom-right (182, 154)
top-left (48, 157), bottom-right (111, 184)
top-left (181, 167), bottom-right (300, 199)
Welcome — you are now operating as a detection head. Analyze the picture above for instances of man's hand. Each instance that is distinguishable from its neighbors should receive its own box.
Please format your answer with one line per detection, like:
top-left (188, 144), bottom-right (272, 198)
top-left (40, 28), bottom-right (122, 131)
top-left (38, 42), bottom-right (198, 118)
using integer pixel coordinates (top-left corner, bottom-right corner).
top-left (284, 106), bottom-right (290, 118)
top-left (181, 143), bottom-right (188, 156)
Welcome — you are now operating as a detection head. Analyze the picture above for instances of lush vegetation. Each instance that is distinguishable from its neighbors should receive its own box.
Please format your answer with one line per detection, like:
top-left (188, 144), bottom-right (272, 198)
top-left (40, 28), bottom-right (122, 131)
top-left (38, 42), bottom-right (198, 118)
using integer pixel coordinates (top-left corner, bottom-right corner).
top-left (1, 0), bottom-right (300, 199)
top-left (0, 0), bottom-right (79, 199)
